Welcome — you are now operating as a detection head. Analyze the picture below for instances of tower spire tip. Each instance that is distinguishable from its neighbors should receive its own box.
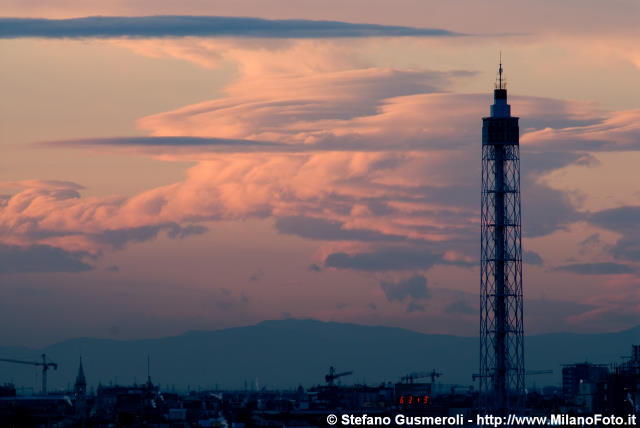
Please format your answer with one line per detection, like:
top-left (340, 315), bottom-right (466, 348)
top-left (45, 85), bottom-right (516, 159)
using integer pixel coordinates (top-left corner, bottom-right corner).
top-left (498, 51), bottom-right (504, 90)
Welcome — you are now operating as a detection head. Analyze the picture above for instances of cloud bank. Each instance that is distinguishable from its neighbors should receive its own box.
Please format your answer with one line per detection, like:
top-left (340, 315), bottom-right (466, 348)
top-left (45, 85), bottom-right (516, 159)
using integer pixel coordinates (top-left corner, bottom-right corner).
top-left (0, 16), bottom-right (461, 39)
top-left (0, 243), bottom-right (92, 274)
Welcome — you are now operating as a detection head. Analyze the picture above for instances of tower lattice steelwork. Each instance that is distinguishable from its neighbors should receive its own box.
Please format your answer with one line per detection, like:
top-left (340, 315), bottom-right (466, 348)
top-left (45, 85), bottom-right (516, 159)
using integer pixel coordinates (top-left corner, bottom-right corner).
top-left (479, 61), bottom-right (525, 415)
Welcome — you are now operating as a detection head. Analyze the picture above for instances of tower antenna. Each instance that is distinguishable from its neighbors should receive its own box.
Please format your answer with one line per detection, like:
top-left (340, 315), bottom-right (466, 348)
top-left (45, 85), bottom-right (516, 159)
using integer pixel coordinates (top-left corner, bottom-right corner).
top-left (499, 52), bottom-right (503, 89)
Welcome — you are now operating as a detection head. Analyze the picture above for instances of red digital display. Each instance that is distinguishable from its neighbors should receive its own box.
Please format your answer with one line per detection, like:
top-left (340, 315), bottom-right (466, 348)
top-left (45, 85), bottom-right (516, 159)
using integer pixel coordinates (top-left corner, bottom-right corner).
top-left (398, 395), bottom-right (430, 405)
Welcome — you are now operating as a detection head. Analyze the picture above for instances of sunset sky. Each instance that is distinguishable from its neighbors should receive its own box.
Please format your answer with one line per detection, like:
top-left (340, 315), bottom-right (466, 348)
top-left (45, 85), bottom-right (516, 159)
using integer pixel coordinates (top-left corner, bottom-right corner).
top-left (1, 0), bottom-right (639, 347)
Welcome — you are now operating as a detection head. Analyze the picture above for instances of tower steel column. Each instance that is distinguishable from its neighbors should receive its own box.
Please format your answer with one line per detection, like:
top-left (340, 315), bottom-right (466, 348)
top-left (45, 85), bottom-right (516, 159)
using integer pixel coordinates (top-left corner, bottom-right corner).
top-left (479, 61), bottom-right (525, 415)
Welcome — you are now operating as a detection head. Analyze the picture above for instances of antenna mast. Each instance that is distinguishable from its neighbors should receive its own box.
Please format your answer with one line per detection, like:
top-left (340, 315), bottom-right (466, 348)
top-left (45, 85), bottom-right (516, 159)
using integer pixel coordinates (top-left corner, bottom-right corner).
top-left (499, 52), bottom-right (503, 89)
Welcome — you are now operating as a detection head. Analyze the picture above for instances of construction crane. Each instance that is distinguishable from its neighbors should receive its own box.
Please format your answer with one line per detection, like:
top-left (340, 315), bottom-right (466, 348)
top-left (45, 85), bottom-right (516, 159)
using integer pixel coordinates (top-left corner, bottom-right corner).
top-left (325, 366), bottom-right (353, 387)
top-left (526, 370), bottom-right (553, 376)
top-left (401, 369), bottom-right (442, 384)
top-left (0, 354), bottom-right (58, 395)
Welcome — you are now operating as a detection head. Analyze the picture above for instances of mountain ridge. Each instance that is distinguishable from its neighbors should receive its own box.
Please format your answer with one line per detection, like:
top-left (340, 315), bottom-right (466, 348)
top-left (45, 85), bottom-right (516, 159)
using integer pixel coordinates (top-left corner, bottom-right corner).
top-left (1, 319), bottom-right (637, 392)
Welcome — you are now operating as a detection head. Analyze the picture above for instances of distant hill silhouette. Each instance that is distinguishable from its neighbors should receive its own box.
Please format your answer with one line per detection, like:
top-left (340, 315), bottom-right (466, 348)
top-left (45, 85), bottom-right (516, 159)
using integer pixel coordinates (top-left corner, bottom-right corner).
top-left (0, 319), bottom-right (638, 392)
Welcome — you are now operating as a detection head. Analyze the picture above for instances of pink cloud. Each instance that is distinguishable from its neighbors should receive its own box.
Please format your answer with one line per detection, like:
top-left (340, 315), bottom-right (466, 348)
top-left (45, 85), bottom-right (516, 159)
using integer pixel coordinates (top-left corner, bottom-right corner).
top-left (7, 48), bottom-right (635, 269)
top-left (0, 153), bottom-right (468, 252)
top-left (565, 276), bottom-right (640, 329)
top-left (137, 70), bottom-right (471, 146)
top-left (522, 108), bottom-right (640, 151)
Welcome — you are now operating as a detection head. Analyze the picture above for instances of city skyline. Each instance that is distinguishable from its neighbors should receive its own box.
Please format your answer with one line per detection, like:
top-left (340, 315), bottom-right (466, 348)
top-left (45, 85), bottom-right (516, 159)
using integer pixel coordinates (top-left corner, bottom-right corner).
top-left (1, 0), bottom-right (640, 348)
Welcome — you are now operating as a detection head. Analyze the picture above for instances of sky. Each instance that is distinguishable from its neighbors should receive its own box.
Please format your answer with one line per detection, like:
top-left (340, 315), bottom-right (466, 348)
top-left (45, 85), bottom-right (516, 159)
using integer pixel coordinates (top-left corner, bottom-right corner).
top-left (1, 0), bottom-right (639, 347)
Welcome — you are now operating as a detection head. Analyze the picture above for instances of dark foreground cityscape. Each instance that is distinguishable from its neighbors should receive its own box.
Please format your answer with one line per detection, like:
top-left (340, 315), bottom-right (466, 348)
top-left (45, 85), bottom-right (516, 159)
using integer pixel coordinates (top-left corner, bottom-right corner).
top-left (0, 343), bottom-right (637, 427)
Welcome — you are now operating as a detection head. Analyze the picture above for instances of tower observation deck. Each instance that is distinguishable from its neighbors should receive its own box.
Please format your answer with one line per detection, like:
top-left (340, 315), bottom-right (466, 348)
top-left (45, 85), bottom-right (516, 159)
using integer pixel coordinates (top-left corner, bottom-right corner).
top-left (479, 60), bottom-right (525, 415)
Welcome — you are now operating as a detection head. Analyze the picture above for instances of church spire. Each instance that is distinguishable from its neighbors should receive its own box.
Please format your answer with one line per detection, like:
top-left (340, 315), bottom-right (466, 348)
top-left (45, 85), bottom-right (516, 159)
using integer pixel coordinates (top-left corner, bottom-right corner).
top-left (75, 357), bottom-right (86, 396)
